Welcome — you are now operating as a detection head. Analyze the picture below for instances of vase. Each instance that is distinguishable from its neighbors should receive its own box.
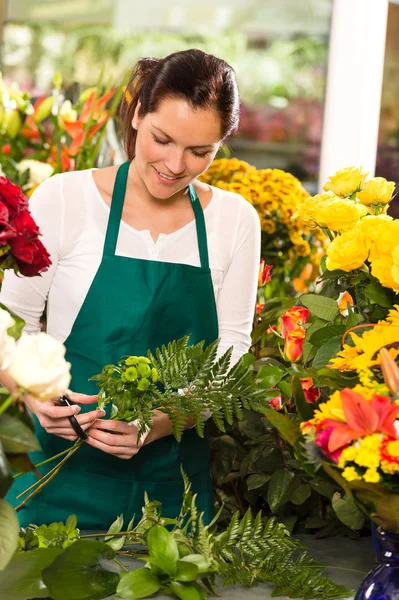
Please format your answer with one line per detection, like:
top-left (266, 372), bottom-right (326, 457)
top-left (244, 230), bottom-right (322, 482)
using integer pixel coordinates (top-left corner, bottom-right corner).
top-left (355, 528), bottom-right (399, 599)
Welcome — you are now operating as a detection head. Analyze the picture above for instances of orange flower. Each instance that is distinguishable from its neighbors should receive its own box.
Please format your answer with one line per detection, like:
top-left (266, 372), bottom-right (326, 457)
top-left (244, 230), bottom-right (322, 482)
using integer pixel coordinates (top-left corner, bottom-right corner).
top-left (258, 259), bottom-right (273, 286)
top-left (338, 291), bottom-right (354, 313)
top-left (280, 306), bottom-right (310, 338)
top-left (284, 328), bottom-right (306, 362)
top-left (255, 302), bottom-right (265, 315)
top-left (269, 394), bottom-right (282, 410)
top-left (266, 324), bottom-right (278, 335)
top-left (321, 388), bottom-right (399, 453)
top-left (301, 377), bottom-right (321, 403)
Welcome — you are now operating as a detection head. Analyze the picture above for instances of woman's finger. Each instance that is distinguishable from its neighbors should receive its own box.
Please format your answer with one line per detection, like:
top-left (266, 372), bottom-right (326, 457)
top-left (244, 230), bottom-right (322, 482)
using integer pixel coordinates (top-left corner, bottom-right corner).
top-left (40, 402), bottom-right (81, 420)
top-left (68, 392), bottom-right (99, 405)
top-left (91, 419), bottom-right (133, 434)
top-left (86, 434), bottom-right (135, 456)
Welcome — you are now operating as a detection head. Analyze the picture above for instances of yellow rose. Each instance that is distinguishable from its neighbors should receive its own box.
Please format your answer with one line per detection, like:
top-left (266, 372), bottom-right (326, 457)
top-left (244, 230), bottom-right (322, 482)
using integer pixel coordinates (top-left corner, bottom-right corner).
top-left (292, 192), bottom-right (336, 226)
top-left (326, 228), bottom-right (369, 271)
top-left (391, 245), bottom-right (399, 287)
top-left (357, 177), bottom-right (395, 206)
top-left (371, 255), bottom-right (399, 292)
top-left (367, 219), bottom-right (399, 262)
top-left (323, 166), bottom-right (369, 198)
top-left (356, 214), bottom-right (393, 261)
top-left (312, 198), bottom-right (368, 232)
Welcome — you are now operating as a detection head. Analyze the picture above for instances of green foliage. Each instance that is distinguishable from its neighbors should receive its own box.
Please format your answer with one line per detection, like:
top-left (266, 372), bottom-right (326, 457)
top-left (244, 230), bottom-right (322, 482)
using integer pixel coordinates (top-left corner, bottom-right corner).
top-left (92, 336), bottom-right (267, 442)
top-left (17, 515), bottom-right (79, 552)
top-left (0, 498), bottom-right (19, 571)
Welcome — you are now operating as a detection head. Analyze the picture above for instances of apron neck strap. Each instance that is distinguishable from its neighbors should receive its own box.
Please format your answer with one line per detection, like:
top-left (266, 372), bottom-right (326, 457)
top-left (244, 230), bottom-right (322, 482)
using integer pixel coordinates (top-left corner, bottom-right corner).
top-left (189, 183), bottom-right (210, 271)
top-left (103, 162), bottom-right (210, 270)
top-left (103, 161), bottom-right (130, 257)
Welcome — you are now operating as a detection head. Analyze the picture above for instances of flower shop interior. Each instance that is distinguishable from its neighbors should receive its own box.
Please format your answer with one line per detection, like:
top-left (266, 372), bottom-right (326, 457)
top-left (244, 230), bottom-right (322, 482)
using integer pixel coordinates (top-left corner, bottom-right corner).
top-left (1, 1), bottom-right (399, 600)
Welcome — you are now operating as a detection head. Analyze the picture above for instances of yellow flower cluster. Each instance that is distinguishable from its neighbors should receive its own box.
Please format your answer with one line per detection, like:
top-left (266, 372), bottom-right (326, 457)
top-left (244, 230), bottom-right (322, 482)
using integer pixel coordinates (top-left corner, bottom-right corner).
top-left (338, 433), bottom-right (399, 483)
top-left (200, 158), bottom-right (326, 283)
top-left (291, 166), bottom-right (397, 291)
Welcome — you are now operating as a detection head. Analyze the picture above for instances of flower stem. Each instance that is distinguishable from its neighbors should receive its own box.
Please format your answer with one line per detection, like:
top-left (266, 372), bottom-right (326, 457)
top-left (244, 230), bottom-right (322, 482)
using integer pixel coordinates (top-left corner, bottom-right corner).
top-left (113, 558), bottom-right (129, 572)
top-left (13, 446), bottom-right (73, 480)
top-left (0, 395), bottom-right (14, 415)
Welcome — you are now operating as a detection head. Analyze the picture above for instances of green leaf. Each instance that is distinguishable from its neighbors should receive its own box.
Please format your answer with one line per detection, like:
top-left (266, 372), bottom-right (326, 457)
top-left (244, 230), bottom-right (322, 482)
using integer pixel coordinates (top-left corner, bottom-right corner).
top-left (345, 306), bottom-right (363, 330)
top-left (364, 280), bottom-right (394, 308)
top-left (42, 540), bottom-right (119, 600)
top-left (7, 454), bottom-right (37, 476)
top-left (332, 493), bottom-right (366, 530)
top-left (0, 303), bottom-right (25, 340)
top-left (0, 414), bottom-right (41, 454)
top-left (0, 499), bottom-right (19, 571)
top-left (310, 480), bottom-right (336, 500)
top-left (267, 469), bottom-right (295, 512)
top-left (179, 554), bottom-right (210, 574)
top-left (257, 366), bottom-right (284, 388)
top-left (105, 514), bottom-right (125, 551)
top-left (277, 379), bottom-right (292, 398)
top-left (0, 548), bottom-right (62, 599)
top-left (116, 567), bottom-right (161, 599)
top-left (312, 337), bottom-right (342, 369)
top-left (305, 517), bottom-right (328, 529)
top-left (292, 376), bottom-right (314, 421)
top-left (259, 407), bottom-right (301, 447)
top-left (175, 560), bottom-right (199, 582)
top-left (290, 482), bottom-right (312, 506)
top-left (170, 581), bottom-right (206, 600)
top-left (309, 325), bottom-right (346, 349)
top-left (246, 473), bottom-right (271, 490)
top-left (147, 525), bottom-right (179, 577)
top-left (300, 294), bottom-right (339, 321)
top-left (0, 442), bottom-right (13, 498)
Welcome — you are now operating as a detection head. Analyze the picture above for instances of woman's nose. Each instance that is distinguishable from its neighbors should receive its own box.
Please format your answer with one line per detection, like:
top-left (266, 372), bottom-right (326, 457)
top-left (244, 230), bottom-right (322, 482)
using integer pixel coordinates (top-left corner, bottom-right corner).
top-left (164, 150), bottom-right (186, 175)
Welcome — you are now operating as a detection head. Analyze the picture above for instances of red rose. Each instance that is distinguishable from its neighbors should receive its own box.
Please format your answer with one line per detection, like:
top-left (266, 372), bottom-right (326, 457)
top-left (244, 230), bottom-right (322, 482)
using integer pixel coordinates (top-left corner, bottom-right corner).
top-left (0, 176), bottom-right (28, 217)
top-left (8, 210), bottom-right (51, 276)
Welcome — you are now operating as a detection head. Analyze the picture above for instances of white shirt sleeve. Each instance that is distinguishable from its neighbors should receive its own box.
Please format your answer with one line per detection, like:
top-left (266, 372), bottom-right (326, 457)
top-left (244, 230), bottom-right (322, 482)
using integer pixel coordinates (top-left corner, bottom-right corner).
top-left (215, 199), bottom-right (261, 366)
top-left (0, 175), bottom-right (63, 333)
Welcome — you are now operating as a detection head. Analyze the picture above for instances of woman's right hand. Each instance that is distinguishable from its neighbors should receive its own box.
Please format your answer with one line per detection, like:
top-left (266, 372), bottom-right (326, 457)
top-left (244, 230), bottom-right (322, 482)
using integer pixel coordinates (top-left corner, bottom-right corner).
top-left (25, 392), bottom-right (106, 441)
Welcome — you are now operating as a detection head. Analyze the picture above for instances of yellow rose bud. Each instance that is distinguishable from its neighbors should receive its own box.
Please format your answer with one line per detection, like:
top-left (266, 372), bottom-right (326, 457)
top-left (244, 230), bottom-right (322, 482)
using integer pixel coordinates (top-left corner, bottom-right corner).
top-left (326, 228), bottom-right (369, 271)
top-left (34, 96), bottom-right (55, 123)
top-left (357, 177), bottom-right (395, 206)
top-left (323, 166), bottom-right (369, 198)
top-left (4, 109), bottom-right (22, 138)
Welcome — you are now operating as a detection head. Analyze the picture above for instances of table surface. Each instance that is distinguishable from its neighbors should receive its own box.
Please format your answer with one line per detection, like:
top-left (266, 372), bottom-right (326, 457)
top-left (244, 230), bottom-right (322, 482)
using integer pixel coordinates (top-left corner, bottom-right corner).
top-left (104, 534), bottom-right (375, 600)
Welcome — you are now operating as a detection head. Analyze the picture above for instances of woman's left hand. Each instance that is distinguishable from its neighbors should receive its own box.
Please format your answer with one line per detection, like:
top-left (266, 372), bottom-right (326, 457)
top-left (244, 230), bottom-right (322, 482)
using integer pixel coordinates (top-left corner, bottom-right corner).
top-left (86, 420), bottom-right (147, 459)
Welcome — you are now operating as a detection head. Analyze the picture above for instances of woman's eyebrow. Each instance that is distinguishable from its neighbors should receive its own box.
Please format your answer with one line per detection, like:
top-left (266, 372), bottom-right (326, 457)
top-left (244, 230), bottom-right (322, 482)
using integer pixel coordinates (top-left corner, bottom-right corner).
top-left (152, 125), bottom-right (215, 149)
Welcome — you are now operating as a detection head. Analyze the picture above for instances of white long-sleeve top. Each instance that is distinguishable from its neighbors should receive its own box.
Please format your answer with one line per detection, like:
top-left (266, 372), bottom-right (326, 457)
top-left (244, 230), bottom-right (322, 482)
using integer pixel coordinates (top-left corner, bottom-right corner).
top-left (0, 169), bottom-right (261, 365)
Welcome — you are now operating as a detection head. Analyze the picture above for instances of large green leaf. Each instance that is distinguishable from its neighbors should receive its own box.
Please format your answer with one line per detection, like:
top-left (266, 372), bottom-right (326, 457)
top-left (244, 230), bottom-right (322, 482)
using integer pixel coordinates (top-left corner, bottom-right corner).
top-left (257, 366), bottom-right (284, 388)
top-left (316, 368), bottom-right (359, 391)
top-left (246, 473), bottom-right (271, 490)
top-left (42, 540), bottom-right (119, 600)
top-left (267, 469), bottom-right (294, 512)
top-left (364, 280), bottom-right (394, 308)
top-left (290, 481), bottom-right (312, 506)
top-left (147, 525), bottom-right (179, 577)
top-left (116, 567), bottom-right (161, 599)
top-left (0, 548), bottom-right (62, 599)
top-left (0, 414), bottom-right (41, 454)
top-left (0, 303), bottom-right (25, 340)
top-left (170, 581), bottom-right (206, 600)
top-left (332, 493), bottom-right (365, 530)
top-left (309, 325), bottom-right (346, 349)
top-left (0, 498), bottom-right (19, 571)
top-left (259, 407), bottom-right (301, 447)
top-left (292, 376), bottom-right (314, 421)
top-left (175, 560), bottom-right (199, 582)
top-left (179, 554), bottom-right (210, 574)
top-left (299, 294), bottom-right (339, 321)
top-left (0, 442), bottom-right (13, 498)
top-left (312, 337), bottom-right (342, 369)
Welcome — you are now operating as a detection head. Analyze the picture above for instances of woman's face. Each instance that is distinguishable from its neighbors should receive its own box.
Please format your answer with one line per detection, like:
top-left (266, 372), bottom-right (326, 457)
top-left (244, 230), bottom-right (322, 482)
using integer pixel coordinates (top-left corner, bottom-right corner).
top-left (133, 97), bottom-right (222, 199)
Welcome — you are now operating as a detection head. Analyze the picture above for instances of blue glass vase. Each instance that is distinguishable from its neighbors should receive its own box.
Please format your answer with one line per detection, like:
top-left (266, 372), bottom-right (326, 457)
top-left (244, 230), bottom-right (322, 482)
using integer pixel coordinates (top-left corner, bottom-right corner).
top-left (355, 528), bottom-right (399, 599)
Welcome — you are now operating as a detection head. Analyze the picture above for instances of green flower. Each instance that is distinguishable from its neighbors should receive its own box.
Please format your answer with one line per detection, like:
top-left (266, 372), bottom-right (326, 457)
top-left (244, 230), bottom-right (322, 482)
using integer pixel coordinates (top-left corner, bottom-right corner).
top-left (125, 356), bottom-right (139, 366)
top-left (121, 366), bottom-right (138, 382)
top-left (137, 378), bottom-right (150, 391)
top-left (151, 368), bottom-right (158, 383)
top-left (136, 357), bottom-right (151, 364)
top-left (138, 363), bottom-right (151, 378)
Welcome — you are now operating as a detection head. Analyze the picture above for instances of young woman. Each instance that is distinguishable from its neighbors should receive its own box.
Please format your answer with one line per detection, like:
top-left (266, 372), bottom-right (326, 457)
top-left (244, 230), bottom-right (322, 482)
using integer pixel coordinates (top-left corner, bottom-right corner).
top-left (1, 49), bottom-right (260, 530)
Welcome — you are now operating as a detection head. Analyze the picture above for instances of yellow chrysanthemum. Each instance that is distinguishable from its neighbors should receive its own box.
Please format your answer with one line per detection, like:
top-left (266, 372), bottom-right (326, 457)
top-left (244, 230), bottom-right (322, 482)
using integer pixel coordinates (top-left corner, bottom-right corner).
top-left (363, 469), bottom-right (381, 483)
top-left (342, 466), bottom-right (361, 482)
top-left (294, 240), bottom-right (311, 257)
top-left (339, 445), bottom-right (358, 468)
top-left (261, 218), bottom-right (276, 234)
top-left (312, 390), bottom-right (344, 424)
top-left (330, 325), bottom-right (399, 370)
top-left (386, 306), bottom-right (399, 327)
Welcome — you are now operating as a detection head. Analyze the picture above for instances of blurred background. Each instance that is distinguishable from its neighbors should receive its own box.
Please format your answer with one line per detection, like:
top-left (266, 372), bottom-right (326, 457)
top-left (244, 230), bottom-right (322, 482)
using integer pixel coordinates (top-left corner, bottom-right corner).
top-left (0, 0), bottom-right (398, 195)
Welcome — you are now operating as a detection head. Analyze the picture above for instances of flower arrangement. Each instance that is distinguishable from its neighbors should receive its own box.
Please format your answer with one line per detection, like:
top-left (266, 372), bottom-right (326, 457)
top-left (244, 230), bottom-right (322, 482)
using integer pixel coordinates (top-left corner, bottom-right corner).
top-left (199, 158), bottom-right (326, 297)
top-left (0, 73), bottom-right (123, 195)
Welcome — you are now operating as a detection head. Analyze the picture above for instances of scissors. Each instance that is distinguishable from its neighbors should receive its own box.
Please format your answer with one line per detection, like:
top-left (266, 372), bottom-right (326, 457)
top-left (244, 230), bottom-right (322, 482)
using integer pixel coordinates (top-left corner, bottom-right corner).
top-left (58, 395), bottom-right (88, 441)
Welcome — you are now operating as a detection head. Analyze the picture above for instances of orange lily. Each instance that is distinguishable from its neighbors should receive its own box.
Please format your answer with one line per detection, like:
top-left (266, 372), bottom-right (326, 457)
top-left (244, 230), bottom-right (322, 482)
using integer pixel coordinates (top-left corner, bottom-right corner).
top-left (321, 388), bottom-right (399, 453)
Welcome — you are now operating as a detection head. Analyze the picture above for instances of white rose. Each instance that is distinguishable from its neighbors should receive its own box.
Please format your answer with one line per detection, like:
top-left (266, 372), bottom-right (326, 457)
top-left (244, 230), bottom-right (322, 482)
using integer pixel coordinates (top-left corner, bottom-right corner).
top-left (7, 332), bottom-right (71, 401)
top-left (17, 160), bottom-right (54, 189)
top-left (0, 307), bottom-right (16, 369)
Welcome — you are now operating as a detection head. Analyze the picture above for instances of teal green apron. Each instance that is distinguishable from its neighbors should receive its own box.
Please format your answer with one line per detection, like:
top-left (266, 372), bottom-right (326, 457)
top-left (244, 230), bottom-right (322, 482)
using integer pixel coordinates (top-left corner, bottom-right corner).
top-left (9, 161), bottom-right (219, 530)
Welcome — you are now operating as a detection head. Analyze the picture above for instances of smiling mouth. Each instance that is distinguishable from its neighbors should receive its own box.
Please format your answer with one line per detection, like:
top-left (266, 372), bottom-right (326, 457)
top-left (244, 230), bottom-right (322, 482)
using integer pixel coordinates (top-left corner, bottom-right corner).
top-left (154, 167), bottom-right (183, 182)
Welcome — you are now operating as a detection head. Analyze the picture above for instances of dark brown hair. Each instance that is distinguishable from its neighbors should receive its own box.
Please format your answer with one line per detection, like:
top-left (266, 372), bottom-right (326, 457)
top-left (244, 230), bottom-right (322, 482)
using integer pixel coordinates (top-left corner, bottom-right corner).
top-left (119, 49), bottom-right (240, 160)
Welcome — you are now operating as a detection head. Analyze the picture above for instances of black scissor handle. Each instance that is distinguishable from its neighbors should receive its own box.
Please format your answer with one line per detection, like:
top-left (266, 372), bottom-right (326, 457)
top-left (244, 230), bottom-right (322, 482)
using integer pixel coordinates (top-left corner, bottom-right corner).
top-left (58, 395), bottom-right (88, 441)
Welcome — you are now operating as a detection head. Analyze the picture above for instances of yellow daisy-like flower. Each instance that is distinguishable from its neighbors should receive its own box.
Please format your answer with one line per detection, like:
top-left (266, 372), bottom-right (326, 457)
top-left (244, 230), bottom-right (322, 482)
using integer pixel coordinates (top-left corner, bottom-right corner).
top-left (386, 306), bottom-right (399, 327)
top-left (261, 218), bottom-right (276, 235)
top-left (294, 240), bottom-right (311, 257)
top-left (342, 466), bottom-right (361, 482)
top-left (338, 445), bottom-right (358, 468)
top-left (330, 325), bottom-right (399, 371)
top-left (312, 390), bottom-right (344, 424)
top-left (364, 469), bottom-right (381, 483)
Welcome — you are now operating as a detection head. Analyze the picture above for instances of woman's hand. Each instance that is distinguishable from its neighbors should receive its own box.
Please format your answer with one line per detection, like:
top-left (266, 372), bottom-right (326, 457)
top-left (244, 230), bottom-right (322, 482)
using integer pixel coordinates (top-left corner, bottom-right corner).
top-left (25, 391), bottom-right (105, 441)
top-left (86, 420), bottom-right (144, 459)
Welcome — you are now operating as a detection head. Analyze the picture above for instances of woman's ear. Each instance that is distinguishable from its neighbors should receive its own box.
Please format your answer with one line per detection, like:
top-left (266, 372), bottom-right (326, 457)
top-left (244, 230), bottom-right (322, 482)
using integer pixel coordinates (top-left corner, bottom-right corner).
top-left (132, 101), bottom-right (142, 130)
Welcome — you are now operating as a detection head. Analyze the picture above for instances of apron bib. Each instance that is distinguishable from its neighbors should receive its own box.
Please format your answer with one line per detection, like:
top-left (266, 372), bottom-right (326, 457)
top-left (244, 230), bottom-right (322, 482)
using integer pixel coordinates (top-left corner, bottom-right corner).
top-left (9, 161), bottom-right (219, 530)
